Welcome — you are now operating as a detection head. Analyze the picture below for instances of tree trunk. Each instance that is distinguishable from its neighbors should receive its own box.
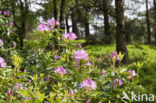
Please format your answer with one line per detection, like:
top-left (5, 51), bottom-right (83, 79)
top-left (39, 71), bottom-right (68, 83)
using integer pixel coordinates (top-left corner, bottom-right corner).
top-left (153, 0), bottom-right (156, 44)
top-left (54, 0), bottom-right (59, 28)
top-left (71, 9), bottom-right (79, 37)
top-left (146, 0), bottom-right (151, 44)
top-left (19, 0), bottom-right (24, 49)
top-left (65, 14), bottom-right (70, 33)
top-left (84, 16), bottom-right (90, 43)
top-left (103, 0), bottom-right (111, 44)
top-left (115, 0), bottom-right (128, 64)
top-left (53, 0), bottom-right (60, 50)
top-left (60, 0), bottom-right (66, 30)
top-left (24, 0), bottom-right (28, 38)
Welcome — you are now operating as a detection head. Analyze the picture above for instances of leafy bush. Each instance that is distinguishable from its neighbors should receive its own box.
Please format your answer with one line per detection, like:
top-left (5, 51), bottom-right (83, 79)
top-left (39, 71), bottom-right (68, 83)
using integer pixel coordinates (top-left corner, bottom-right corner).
top-left (0, 13), bottom-right (151, 103)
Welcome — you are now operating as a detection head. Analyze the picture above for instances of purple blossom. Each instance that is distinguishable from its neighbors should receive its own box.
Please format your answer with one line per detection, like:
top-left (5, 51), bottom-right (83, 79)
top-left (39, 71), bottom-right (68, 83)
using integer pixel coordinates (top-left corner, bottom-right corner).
top-left (84, 62), bottom-right (92, 66)
top-left (8, 29), bottom-right (12, 34)
top-left (77, 43), bottom-right (82, 48)
top-left (4, 11), bottom-right (11, 16)
top-left (28, 80), bottom-right (31, 84)
top-left (101, 69), bottom-right (105, 75)
top-left (54, 66), bottom-right (67, 77)
top-left (109, 51), bottom-right (120, 61)
top-left (13, 42), bottom-right (16, 48)
top-left (87, 99), bottom-right (91, 103)
top-left (0, 11), bottom-right (2, 15)
top-left (62, 33), bottom-right (77, 40)
top-left (69, 90), bottom-right (74, 95)
top-left (54, 55), bottom-right (61, 60)
top-left (14, 83), bottom-right (24, 90)
top-left (128, 69), bottom-right (137, 79)
top-left (48, 18), bottom-right (60, 26)
top-left (74, 49), bottom-right (89, 63)
top-left (80, 78), bottom-right (97, 90)
top-left (37, 23), bottom-right (49, 32)
top-left (45, 75), bottom-right (50, 81)
top-left (10, 22), bottom-right (14, 27)
top-left (7, 89), bottom-right (13, 96)
top-left (0, 57), bottom-right (7, 68)
top-left (114, 78), bottom-right (123, 86)
top-left (0, 39), bottom-right (4, 46)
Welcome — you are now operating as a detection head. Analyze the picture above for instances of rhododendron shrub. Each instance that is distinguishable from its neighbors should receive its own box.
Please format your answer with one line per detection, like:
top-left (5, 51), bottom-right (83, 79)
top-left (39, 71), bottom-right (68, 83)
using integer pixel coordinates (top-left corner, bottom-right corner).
top-left (0, 17), bottom-right (147, 103)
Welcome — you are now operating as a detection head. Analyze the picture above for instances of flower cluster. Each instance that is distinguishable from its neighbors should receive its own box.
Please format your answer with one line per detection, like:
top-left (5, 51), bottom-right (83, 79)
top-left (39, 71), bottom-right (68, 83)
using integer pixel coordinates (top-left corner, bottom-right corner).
top-left (0, 57), bottom-right (7, 68)
top-left (14, 83), bottom-right (24, 90)
top-left (48, 18), bottom-right (60, 28)
top-left (62, 32), bottom-right (77, 40)
top-left (128, 69), bottom-right (137, 79)
top-left (114, 78), bottom-right (123, 86)
top-left (7, 89), bottom-right (13, 96)
top-left (74, 49), bottom-right (91, 66)
top-left (10, 22), bottom-right (14, 27)
top-left (54, 66), bottom-right (67, 77)
top-left (80, 78), bottom-right (97, 90)
top-left (109, 51), bottom-right (120, 62)
top-left (0, 39), bottom-right (4, 46)
top-left (4, 11), bottom-right (11, 16)
top-left (37, 18), bottom-right (59, 32)
top-left (37, 23), bottom-right (49, 32)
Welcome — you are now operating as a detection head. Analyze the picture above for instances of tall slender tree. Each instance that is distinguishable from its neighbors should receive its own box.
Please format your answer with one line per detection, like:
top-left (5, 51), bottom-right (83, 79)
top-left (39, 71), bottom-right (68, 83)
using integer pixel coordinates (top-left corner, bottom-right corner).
top-left (145, 0), bottom-right (151, 44)
top-left (153, 0), bottom-right (156, 43)
top-left (115, 0), bottom-right (128, 64)
top-left (71, 8), bottom-right (79, 38)
top-left (54, 0), bottom-right (60, 28)
top-left (60, 0), bottom-right (66, 30)
top-left (103, 0), bottom-right (111, 44)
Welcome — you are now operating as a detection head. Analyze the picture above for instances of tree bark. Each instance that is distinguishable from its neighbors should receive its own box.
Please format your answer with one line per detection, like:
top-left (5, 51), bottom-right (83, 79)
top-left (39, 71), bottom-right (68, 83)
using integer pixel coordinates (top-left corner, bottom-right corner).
top-left (54, 0), bottom-right (59, 28)
top-left (146, 0), bottom-right (151, 44)
top-left (115, 0), bottom-right (128, 64)
top-left (84, 16), bottom-right (90, 43)
top-left (60, 0), bottom-right (66, 30)
top-left (53, 0), bottom-right (60, 50)
top-left (71, 9), bottom-right (79, 38)
top-left (19, 0), bottom-right (24, 49)
top-left (153, 0), bottom-right (156, 44)
top-left (103, 0), bottom-right (111, 44)
top-left (65, 14), bottom-right (70, 33)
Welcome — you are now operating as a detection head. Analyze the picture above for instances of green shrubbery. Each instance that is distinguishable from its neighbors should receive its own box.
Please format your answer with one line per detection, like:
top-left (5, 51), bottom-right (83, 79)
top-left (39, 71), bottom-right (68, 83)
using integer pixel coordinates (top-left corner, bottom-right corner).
top-left (0, 11), bottom-right (155, 103)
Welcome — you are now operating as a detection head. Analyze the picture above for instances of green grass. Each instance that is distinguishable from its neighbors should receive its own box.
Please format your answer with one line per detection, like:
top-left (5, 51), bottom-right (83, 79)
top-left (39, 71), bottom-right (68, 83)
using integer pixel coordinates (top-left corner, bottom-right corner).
top-left (83, 44), bottom-right (156, 94)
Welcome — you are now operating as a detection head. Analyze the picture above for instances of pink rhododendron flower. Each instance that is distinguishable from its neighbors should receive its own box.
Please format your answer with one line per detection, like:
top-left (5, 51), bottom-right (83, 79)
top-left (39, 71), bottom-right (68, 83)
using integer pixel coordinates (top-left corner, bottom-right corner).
top-left (37, 22), bottom-right (49, 32)
top-left (48, 18), bottom-right (60, 26)
top-left (45, 75), bottom-right (51, 81)
top-left (4, 11), bottom-right (11, 15)
top-left (101, 69), bottom-right (105, 75)
top-left (10, 22), bottom-right (14, 27)
top-left (14, 83), bottom-right (24, 90)
top-left (77, 43), bottom-right (82, 48)
top-left (80, 78), bottom-right (97, 90)
top-left (128, 69), bottom-right (137, 79)
top-left (109, 51), bottom-right (120, 62)
top-left (69, 90), bottom-right (74, 95)
top-left (87, 99), bottom-right (91, 103)
top-left (114, 78), bottom-right (123, 86)
top-left (13, 42), bottom-right (16, 48)
top-left (0, 57), bottom-right (6, 68)
top-left (74, 49), bottom-right (89, 62)
top-left (7, 89), bottom-right (12, 96)
top-left (54, 55), bottom-right (61, 60)
top-left (0, 39), bottom-right (4, 46)
top-left (54, 66), bottom-right (67, 77)
top-left (62, 32), bottom-right (77, 40)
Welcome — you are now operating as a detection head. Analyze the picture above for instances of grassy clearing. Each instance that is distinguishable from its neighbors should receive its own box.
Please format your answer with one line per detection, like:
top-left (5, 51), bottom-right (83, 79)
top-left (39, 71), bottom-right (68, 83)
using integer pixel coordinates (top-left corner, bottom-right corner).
top-left (83, 43), bottom-right (156, 94)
